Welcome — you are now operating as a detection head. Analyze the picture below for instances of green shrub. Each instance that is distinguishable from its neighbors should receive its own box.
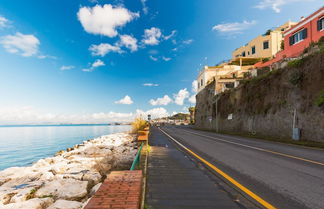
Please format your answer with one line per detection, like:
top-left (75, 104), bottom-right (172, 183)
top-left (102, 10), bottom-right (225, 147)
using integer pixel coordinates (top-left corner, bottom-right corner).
top-left (318, 36), bottom-right (324, 52)
top-left (287, 59), bottom-right (304, 68)
top-left (314, 90), bottom-right (324, 107)
top-left (263, 29), bottom-right (272, 36)
top-left (262, 57), bottom-right (270, 63)
top-left (278, 99), bottom-right (287, 106)
top-left (280, 40), bottom-right (284, 50)
top-left (289, 71), bottom-right (304, 86)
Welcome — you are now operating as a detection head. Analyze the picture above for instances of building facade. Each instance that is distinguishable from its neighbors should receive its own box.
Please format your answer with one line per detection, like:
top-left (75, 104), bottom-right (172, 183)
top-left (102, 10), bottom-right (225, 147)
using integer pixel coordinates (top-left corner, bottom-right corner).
top-left (282, 6), bottom-right (324, 58)
top-left (254, 7), bottom-right (324, 68)
top-left (197, 64), bottom-right (252, 94)
top-left (232, 21), bottom-right (296, 59)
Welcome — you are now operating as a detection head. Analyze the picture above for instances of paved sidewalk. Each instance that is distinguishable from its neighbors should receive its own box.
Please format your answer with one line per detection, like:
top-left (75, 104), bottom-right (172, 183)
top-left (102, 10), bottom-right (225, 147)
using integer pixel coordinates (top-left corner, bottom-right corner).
top-left (146, 127), bottom-right (241, 209)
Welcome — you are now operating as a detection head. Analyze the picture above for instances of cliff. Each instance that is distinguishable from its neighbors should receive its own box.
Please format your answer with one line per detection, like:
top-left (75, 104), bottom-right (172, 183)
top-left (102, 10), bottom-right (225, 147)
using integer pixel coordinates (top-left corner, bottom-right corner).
top-left (195, 52), bottom-right (324, 142)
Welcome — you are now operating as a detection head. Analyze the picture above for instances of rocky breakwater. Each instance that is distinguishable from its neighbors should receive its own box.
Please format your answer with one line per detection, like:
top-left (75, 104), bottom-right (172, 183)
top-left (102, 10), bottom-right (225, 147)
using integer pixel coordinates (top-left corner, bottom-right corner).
top-left (0, 133), bottom-right (137, 209)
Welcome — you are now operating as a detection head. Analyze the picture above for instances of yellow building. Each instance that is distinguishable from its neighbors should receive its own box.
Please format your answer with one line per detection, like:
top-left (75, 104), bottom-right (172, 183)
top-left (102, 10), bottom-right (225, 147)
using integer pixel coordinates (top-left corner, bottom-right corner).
top-left (232, 21), bottom-right (296, 59)
top-left (197, 64), bottom-right (253, 94)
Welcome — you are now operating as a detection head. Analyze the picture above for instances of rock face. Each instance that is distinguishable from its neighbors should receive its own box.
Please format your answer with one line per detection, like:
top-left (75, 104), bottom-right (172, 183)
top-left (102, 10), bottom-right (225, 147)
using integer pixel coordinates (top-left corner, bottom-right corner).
top-left (195, 52), bottom-right (324, 142)
top-left (0, 132), bottom-right (137, 208)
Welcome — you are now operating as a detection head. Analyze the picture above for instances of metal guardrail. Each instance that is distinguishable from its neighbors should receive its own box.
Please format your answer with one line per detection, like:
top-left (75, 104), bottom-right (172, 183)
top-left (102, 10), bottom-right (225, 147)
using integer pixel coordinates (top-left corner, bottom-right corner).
top-left (130, 142), bottom-right (144, 170)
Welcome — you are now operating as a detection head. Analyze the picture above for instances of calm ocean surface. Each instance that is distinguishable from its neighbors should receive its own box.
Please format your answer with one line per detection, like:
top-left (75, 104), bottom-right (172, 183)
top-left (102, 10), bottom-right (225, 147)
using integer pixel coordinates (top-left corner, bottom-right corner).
top-left (0, 125), bottom-right (131, 171)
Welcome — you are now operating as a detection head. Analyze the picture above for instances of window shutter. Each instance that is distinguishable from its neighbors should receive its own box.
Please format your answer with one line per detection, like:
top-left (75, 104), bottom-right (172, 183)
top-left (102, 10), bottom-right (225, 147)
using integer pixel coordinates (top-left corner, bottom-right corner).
top-left (289, 36), bottom-right (294, 45)
top-left (302, 28), bottom-right (307, 39)
top-left (318, 20), bottom-right (321, 31)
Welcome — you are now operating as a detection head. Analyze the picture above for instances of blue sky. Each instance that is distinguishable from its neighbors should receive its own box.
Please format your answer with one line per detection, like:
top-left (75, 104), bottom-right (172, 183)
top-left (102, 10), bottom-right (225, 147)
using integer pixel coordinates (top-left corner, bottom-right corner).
top-left (0, 0), bottom-right (322, 124)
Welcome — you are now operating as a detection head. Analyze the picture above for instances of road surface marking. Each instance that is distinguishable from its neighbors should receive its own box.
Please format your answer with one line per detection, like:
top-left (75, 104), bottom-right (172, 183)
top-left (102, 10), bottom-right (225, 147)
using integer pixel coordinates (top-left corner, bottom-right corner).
top-left (181, 129), bottom-right (324, 166)
top-left (159, 128), bottom-right (276, 209)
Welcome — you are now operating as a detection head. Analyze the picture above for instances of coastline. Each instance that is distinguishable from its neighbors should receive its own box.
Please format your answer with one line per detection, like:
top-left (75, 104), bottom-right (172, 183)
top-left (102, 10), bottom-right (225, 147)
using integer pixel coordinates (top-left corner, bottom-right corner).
top-left (0, 132), bottom-right (137, 209)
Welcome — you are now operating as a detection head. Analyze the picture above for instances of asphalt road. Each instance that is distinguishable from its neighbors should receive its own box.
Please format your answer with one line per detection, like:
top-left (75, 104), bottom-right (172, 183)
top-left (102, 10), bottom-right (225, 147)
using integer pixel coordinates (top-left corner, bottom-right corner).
top-left (159, 125), bottom-right (324, 209)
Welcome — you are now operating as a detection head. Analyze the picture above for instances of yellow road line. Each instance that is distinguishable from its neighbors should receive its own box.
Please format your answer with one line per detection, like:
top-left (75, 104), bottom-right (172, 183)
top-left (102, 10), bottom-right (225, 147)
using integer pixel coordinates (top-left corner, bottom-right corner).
top-left (159, 128), bottom-right (276, 209)
top-left (182, 129), bottom-right (324, 166)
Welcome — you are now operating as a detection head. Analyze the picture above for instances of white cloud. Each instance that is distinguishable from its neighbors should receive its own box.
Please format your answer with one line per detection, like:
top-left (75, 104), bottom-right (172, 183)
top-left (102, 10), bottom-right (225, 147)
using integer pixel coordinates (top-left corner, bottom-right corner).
top-left (183, 39), bottom-right (193, 44)
top-left (92, 59), bottom-right (105, 68)
top-left (0, 106), bottom-right (173, 124)
top-left (254, 0), bottom-right (312, 13)
top-left (162, 56), bottom-right (171, 61)
top-left (115, 95), bottom-right (133, 105)
top-left (77, 4), bottom-right (139, 37)
top-left (0, 106), bottom-right (134, 124)
top-left (0, 33), bottom-right (40, 57)
top-left (82, 59), bottom-right (105, 72)
top-left (149, 55), bottom-right (158, 61)
top-left (164, 30), bottom-right (177, 40)
top-left (143, 83), bottom-right (159, 87)
top-left (119, 34), bottom-right (138, 52)
top-left (192, 80), bottom-right (198, 93)
top-left (38, 55), bottom-right (57, 59)
top-left (173, 88), bottom-right (189, 105)
top-left (136, 107), bottom-right (169, 119)
top-left (0, 16), bottom-right (8, 28)
top-left (142, 27), bottom-right (162, 45)
top-left (89, 43), bottom-right (122, 56)
top-left (60, 65), bottom-right (75, 71)
top-left (141, 0), bottom-right (149, 15)
top-left (189, 95), bottom-right (196, 104)
top-left (212, 20), bottom-right (256, 34)
top-left (149, 95), bottom-right (172, 106)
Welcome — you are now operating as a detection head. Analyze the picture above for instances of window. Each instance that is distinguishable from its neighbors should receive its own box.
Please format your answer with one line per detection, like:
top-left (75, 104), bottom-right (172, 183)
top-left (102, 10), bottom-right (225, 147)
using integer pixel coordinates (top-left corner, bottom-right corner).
top-left (251, 46), bottom-right (256, 54)
top-left (318, 17), bottom-right (324, 31)
top-left (263, 41), bottom-right (269, 49)
top-left (201, 79), bottom-right (203, 86)
top-left (248, 51), bottom-right (250, 55)
top-left (289, 28), bottom-right (307, 45)
top-left (225, 83), bottom-right (234, 88)
top-left (241, 51), bottom-right (246, 57)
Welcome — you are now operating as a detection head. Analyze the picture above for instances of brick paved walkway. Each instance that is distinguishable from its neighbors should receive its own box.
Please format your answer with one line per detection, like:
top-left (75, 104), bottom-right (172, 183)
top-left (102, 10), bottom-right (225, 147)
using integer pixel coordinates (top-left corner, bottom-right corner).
top-left (84, 170), bottom-right (142, 209)
top-left (145, 127), bottom-right (241, 209)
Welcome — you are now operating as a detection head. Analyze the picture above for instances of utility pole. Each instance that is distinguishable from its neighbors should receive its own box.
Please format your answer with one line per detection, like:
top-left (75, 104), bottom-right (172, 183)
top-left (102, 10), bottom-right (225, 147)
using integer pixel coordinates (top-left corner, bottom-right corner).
top-left (214, 70), bottom-right (219, 133)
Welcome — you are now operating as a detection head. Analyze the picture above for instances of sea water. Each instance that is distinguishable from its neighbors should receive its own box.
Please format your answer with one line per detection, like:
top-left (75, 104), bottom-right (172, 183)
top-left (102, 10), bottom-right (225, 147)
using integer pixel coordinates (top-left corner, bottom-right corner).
top-left (0, 124), bottom-right (131, 171)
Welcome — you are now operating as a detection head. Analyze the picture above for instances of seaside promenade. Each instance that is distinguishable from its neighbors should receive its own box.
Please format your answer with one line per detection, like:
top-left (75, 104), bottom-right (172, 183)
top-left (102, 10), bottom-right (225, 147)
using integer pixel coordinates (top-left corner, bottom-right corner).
top-left (145, 127), bottom-right (241, 209)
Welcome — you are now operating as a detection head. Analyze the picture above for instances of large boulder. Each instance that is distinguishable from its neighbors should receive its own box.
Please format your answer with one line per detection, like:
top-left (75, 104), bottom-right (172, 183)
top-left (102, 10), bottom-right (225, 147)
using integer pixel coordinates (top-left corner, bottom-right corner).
top-left (82, 172), bottom-right (101, 186)
top-left (47, 199), bottom-right (83, 209)
top-left (1, 197), bottom-right (53, 209)
top-left (35, 179), bottom-right (88, 201)
top-left (0, 187), bottom-right (15, 205)
top-left (9, 187), bottom-right (34, 203)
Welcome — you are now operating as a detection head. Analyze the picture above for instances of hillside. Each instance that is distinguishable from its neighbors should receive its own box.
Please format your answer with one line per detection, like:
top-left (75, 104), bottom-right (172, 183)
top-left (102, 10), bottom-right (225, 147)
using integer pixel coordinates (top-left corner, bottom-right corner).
top-left (195, 50), bottom-right (324, 142)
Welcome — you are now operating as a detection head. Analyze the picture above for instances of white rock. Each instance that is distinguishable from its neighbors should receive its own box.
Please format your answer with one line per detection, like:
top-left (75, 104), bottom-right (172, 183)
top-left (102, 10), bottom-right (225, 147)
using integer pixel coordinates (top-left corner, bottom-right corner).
top-left (1, 197), bottom-right (53, 209)
top-left (89, 183), bottom-right (101, 196)
top-left (39, 172), bottom-right (54, 181)
top-left (0, 187), bottom-right (15, 205)
top-left (9, 187), bottom-right (34, 203)
top-left (0, 167), bottom-right (34, 181)
top-left (1, 176), bottom-right (43, 188)
top-left (47, 199), bottom-right (83, 209)
top-left (82, 172), bottom-right (101, 186)
top-left (35, 179), bottom-right (88, 200)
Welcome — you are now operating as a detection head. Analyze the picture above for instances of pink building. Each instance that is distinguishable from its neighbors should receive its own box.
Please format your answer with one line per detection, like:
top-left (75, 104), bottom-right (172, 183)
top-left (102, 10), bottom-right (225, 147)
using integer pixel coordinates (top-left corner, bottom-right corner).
top-left (255, 6), bottom-right (324, 68)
